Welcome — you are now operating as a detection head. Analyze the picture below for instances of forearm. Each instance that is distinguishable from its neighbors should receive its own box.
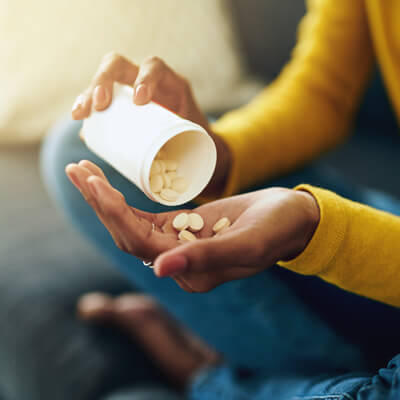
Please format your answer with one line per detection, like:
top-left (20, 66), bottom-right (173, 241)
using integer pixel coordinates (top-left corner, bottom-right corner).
top-left (211, 0), bottom-right (373, 197)
top-left (280, 185), bottom-right (400, 307)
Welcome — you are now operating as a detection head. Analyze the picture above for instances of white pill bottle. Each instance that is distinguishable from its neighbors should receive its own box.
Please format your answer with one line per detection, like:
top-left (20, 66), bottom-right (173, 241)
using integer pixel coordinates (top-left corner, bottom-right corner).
top-left (82, 83), bottom-right (217, 206)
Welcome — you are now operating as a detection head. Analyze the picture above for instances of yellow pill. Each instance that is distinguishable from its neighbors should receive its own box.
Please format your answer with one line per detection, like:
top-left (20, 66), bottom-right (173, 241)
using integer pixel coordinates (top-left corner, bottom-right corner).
top-left (188, 213), bottom-right (204, 232)
top-left (178, 229), bottom-right (197, 242)
top-left (172, 212), bottom-right (189, 231)
top-left (160, 188), bottom-right (179, 202)
top-left (171, 177), bottom-right (188, 193)
top-left (212, 217), bottom-right (231, 233)
top-left (150, 174), bottom-right (163, 193)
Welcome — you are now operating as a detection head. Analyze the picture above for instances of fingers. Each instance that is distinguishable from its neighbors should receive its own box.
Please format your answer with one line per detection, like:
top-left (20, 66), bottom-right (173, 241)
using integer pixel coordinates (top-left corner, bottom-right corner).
top-left (72, 52), bottom-right (139, 120)
top-left (72, 91), bottom-right (92, 120)
top-left (65, 161), bottom-right (173, 259)
top-left (154, 228), bottom-right (263, 278)
top-left (77, 159), bottom-right (108, 180)
top-left (133, 56), bottom-right (167, 105)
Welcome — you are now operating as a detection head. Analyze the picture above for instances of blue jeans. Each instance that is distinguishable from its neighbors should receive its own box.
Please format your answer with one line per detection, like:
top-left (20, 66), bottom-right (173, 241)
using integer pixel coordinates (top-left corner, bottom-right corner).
top-left (41, 117), bottom-right (400, 399)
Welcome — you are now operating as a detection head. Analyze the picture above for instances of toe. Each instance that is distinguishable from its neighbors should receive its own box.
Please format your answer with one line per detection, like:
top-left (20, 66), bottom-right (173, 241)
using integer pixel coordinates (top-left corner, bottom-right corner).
top-left (77, 292), bottom-right (113, 321)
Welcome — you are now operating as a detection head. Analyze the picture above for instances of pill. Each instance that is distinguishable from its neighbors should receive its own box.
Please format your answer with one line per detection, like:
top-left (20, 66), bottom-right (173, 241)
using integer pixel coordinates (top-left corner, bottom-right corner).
top-left (178, 229), bottom-right (197, 242)
top-left (150, 174), bottom-right (164, 193)
top-left (172, 212), bottom-right (189, 231)
top-left (212, 217), bottom-right (231, 233)
top-left (164, 160), bottom-right (178, 172)
top-left (150, 160), bottom-right (162, 175)
top-left (171, 177), bottom-right (188, 193)
top-left (160, 188), bottom-right (179, 202)
top-left (162, 172), bottom-right (172, 188)
top-left (188, 213), bottom-right (204, 232)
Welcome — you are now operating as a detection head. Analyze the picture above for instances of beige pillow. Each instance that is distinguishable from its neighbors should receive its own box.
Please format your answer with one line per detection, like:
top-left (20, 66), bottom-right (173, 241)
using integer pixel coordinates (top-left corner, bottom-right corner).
top-left (0, 0), bottom-right (262, 145)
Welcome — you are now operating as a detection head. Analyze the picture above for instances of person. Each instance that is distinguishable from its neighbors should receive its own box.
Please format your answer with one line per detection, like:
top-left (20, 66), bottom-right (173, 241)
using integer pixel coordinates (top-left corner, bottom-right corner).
top-left (40, 0), bottom-right (400, 399)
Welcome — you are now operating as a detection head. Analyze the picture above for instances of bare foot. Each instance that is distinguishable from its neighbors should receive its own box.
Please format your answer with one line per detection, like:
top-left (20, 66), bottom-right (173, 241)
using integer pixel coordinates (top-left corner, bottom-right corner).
top-left (77, 292), bottom-right (221, 389)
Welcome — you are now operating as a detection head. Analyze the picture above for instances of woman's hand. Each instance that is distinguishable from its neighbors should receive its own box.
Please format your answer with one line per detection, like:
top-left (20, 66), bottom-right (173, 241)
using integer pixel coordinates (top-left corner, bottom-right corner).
top-left (71, 52), bottom-right (231, 195)
top-left (66, 160), bottom-right (320, 293)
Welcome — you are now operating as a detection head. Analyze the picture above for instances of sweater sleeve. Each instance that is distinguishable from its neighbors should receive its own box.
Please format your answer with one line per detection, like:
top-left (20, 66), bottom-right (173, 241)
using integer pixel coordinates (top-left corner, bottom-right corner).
top-left (279, 185), bottom-right (400, 308)
top-left (212, 0), bottom-right (374, 198)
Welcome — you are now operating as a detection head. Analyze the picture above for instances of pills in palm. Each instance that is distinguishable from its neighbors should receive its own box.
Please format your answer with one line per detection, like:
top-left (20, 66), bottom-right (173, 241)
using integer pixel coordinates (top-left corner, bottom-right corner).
top-left (178, 229), bottom-right (197, 242)
top-left (188, 213), bottom-right (204, 232)
top-left (171, 212), bottom-right (231, 243)
top-left (172, 213), bottom-right (190, 231)
top-left (212, 217), bottom-right (231, 233)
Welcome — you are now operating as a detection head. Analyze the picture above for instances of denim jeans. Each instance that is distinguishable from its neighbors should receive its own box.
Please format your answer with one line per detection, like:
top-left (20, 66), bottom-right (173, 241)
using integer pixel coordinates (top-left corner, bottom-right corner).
top-left (40, 117), bottom-right (400, 400)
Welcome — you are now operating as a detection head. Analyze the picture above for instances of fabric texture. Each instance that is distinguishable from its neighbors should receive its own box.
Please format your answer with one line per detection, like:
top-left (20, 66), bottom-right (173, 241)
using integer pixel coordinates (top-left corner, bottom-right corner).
top-left (279, 185), bottom-right (400, 307)
top-left (0, 0), bottom-right (262, 145)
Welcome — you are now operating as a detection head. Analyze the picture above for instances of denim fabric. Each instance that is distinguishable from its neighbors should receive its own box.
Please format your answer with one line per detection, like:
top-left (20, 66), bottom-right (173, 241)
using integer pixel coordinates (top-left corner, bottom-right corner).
top-left (40, 117), bottom-right (400, 400)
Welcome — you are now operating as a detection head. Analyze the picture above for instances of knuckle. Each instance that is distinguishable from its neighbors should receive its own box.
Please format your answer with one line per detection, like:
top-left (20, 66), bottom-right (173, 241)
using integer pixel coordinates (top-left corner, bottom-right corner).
top-left (178, 76), bottom-right (192, 96)
top-left (145, 55), bottom-right (164, 66)
top-left (103, 51), bottom-right (121, 63)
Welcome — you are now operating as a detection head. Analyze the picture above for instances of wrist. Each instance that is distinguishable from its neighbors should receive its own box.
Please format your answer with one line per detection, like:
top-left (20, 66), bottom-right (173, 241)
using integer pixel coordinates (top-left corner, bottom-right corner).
top-left (202, 132), bottom-right (232, 196)
top-left (283, 190), bottom-right (320, 261)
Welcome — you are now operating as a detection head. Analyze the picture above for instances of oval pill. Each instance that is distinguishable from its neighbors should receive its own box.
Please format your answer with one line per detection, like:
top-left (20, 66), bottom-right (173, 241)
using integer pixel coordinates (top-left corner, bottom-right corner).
top-left (160, 188), bottom-right (179, 202)
top-left (212, 217), bottom-right (231, 233)
top-left (178, 229), bottom-right (197, 242)
top-left (171, 177), bottom-right (188, 193)
top-left (164, 159), bottom-right (178, 172)
top-left (150, 174), bottom-right (163, 193)
top-left (172, 212), bottom-right (189, 231)
top-left (188, 213), bottom-right (204, 232)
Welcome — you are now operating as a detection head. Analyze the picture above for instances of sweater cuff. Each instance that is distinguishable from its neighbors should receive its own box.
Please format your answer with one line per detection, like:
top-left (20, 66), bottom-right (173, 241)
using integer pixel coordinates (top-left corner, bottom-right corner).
top-left (278, 184), bottom-right (348, 275)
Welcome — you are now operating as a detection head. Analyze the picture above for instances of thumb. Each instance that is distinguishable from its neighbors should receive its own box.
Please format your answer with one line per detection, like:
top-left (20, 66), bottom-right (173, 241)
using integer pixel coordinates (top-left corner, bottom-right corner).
top-left (154, 230), bottom-right (261, 278)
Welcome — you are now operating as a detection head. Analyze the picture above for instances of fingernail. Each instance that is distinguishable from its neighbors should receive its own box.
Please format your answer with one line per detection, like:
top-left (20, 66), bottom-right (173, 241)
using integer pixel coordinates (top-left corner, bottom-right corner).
top-left (93, 85), bottom-right (108, 109)
top-left (155, 254), bottom-right (188, 277)
top-left (134, 84), bottom-right (148, 104)
top-left (72, 95), bottom-right (85, 112)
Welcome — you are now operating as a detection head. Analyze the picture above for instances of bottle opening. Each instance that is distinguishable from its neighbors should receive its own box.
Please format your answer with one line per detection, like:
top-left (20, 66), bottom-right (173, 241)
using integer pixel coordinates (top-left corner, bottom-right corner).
top-left (149, 129), bottom-right (216, 205)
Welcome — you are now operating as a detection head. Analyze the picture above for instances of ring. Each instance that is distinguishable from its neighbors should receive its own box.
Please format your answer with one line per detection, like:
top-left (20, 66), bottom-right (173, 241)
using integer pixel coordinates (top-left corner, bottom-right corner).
top-left (143, 260), bottom-right (154, 268)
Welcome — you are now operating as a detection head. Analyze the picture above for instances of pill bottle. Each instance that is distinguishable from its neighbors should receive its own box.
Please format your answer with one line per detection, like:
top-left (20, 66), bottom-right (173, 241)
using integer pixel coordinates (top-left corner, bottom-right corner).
top-left (82, 83), bottom-right (217, 206)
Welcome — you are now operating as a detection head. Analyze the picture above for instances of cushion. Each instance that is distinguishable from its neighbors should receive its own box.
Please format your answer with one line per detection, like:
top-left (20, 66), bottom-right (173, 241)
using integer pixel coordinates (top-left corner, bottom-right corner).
top-left (0, 0), bottom-right (262, 145)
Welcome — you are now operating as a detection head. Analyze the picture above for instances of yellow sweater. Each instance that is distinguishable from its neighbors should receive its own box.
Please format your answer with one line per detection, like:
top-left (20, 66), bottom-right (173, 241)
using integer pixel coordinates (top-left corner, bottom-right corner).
top-left (212, 0), bottom-right (400, 307)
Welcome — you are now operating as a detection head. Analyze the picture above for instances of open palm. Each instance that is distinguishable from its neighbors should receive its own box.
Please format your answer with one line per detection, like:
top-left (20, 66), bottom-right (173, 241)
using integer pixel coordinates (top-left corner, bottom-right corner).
top-left (66, 160), bottom-right (318, 292)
